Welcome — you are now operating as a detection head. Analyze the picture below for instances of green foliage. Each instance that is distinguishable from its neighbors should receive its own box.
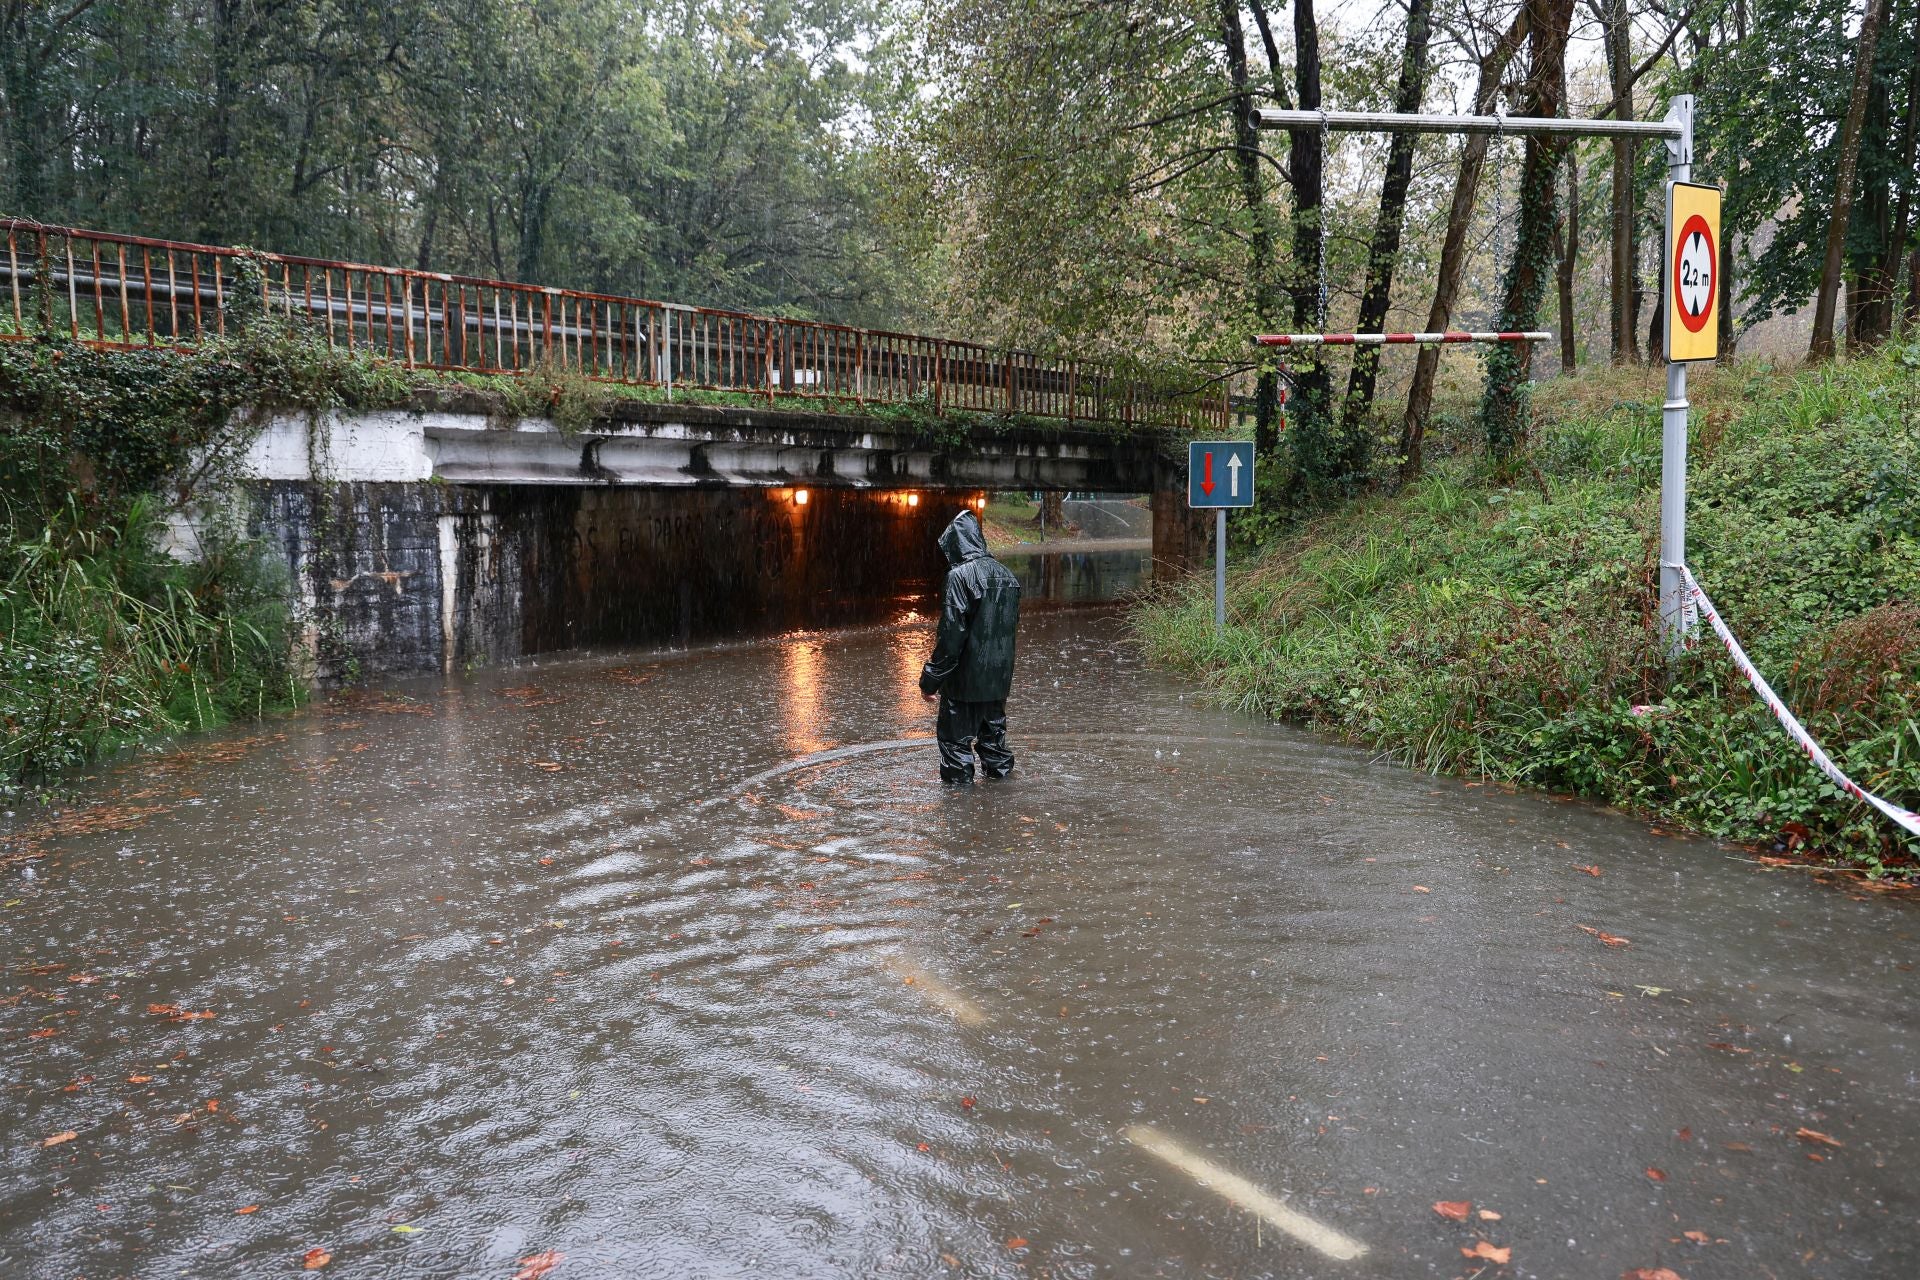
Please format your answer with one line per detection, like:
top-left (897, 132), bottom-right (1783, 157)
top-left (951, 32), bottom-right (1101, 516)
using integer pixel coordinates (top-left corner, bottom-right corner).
top-left (488, 358), bottom-right (615, 437)
top-left (1, 498), bottom-right (303, 795)
top-left (0, 319), bottom-right (407, 526)
top-left (1136, 347), bottom-right (1920, 870)
top-left (2, 0), bottom-right (921, 328)
top-left (0, 320), bottom-right (404, 794)
top-left (1692, 0), bottom-right (1920, 336)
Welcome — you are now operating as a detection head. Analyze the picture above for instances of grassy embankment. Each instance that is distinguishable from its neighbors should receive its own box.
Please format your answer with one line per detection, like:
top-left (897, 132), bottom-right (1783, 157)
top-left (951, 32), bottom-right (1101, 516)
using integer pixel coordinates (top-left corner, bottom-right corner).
top-left (1135, 346), bottom-right (1920, 872)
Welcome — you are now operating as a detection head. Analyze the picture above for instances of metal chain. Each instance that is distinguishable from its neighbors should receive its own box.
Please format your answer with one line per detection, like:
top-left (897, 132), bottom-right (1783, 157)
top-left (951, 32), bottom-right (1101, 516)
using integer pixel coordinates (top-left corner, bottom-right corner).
top-left (1317, 121), bottom-right (1329, 330)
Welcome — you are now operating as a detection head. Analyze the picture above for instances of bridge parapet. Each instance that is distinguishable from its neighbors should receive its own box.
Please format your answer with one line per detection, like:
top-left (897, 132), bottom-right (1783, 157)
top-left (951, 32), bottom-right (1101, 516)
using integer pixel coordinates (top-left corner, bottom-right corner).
top-left (2, 219), bottom-right (1225, 435)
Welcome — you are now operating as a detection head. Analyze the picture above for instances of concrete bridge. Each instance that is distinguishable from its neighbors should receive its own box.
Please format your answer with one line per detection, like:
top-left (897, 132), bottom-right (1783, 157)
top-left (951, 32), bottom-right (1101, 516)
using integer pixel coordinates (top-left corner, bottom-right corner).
top-left (0, 222), bottom-right (1218, 678)
top-left (202, 391), bottom-right (1208, 681)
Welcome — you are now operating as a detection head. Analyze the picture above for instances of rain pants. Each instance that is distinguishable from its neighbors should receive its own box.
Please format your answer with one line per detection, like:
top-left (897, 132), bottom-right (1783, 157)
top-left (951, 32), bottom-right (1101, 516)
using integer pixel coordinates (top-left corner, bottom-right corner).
top-left (919, 510), bottom-right (1021, 783)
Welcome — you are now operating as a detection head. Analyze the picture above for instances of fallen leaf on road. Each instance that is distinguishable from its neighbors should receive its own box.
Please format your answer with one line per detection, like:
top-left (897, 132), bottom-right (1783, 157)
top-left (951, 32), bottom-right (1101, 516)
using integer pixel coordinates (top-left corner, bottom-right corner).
top-left (1706, 1041), bottom-right (1751, 1054)
top-left (42, 1131), bottom-right (76, 1148)
top-left (1412, 885), bottom-right (1431, 893)
top-left (1682, 1230), bottom-right (1710, 1243)
top-left (1575, 924), bottom-right (1631, 946)
top-left (1461, 1241), bottom-right (1510, 1263)
top-left (1007, 1237), bottom-right (1029, 1249)
top-left (236, 1205), bottom-right (259, 1214)
top-left (1622, 1270), bottom-right (1684, 1280)
top-left (960, 1096), bottom-right (976, 1110)
top-left (391, 1225), bottom-right (420, 1233)
top-left (303, 1247), bottom-right (331, 1270)
top-left (1573, 864), bottom-right (1602, 876)
top-left (514, 1252), bottom-right (565, 1280)
top-left (128, 1075), bottom-right (152, 1084)
top-left (1432, 1201), bottom-right (1472, 1221)
top-left (1795, 1127), bottom-right (1843, 1147)
top-left (1478, 1209), bottom-right (1502, 1221)
top-left (1645, 1167), bottom-right (1666, 1181)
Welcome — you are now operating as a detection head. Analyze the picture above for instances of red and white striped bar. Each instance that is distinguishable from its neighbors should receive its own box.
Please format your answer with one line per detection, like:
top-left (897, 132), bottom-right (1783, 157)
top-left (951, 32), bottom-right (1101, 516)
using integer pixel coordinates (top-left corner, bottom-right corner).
top-left (1253, 330), bottom-right (1552, 347)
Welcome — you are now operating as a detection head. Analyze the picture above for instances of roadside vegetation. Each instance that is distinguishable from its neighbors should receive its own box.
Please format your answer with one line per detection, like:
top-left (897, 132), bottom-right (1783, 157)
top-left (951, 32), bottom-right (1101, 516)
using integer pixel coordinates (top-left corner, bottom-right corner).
top-left (0, 321), bottom-right (405, 797)
top-left (1135, 346), bottom-right (1920, 872)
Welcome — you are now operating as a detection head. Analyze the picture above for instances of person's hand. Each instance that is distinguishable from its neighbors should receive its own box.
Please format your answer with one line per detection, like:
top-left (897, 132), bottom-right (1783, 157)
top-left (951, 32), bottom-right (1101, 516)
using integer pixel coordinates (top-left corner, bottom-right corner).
top-left (922, 691), bottom-right (937, 702)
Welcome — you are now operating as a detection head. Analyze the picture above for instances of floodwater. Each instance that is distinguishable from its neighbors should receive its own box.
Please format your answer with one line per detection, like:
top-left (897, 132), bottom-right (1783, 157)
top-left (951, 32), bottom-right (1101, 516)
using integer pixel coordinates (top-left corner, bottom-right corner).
top-left (5, 547), bottom-right (1920, 1279)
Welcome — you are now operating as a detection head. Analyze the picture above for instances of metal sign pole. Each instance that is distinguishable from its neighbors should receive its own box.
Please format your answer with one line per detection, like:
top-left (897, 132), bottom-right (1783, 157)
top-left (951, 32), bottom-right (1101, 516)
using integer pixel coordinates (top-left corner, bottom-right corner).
top-left (1215, 508), bottom-right (1227, 633)
top-left (1658, 96), bottom-right (1698, 655)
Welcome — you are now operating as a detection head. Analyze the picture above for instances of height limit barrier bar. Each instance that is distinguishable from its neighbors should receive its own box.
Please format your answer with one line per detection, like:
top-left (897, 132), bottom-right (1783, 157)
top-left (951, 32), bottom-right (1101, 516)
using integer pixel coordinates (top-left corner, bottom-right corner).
top-left (1252, 98), bottom-right (1698, 653)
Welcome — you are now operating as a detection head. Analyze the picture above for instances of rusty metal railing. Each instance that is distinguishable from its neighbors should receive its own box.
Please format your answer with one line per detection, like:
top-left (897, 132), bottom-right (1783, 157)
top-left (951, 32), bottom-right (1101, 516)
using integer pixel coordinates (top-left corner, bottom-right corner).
top-left (1, 219), bottom-right (1226, 433)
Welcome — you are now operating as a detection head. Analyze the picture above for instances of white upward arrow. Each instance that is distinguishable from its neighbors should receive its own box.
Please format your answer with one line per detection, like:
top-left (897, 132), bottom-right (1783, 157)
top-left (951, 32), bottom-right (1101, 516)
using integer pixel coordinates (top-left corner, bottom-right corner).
top-left (1227, 453), bottom-right (1243, 498)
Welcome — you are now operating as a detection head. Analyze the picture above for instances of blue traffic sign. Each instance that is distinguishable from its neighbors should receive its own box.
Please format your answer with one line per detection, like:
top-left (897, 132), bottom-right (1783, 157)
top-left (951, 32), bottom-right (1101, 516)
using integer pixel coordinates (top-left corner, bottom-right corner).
top-left (1188, 440), bottom-right (1255, 509)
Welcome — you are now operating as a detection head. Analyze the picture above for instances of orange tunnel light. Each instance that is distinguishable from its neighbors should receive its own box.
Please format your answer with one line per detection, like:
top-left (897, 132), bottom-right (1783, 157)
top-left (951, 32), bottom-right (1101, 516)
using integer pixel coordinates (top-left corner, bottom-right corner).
top-left (793, 488), bottom-right (810, 506)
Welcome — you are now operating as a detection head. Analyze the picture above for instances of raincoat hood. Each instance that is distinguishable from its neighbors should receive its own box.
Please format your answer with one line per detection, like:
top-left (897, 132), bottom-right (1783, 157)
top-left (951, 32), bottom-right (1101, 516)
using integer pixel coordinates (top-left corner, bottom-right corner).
top-left (939, 510), bottom-right (991, 566)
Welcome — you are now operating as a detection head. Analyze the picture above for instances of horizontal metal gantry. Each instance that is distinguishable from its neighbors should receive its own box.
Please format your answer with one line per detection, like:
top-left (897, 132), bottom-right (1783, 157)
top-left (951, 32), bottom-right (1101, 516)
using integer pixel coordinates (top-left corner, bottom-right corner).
top-left (1251, 108), bottom-right (1684, 140)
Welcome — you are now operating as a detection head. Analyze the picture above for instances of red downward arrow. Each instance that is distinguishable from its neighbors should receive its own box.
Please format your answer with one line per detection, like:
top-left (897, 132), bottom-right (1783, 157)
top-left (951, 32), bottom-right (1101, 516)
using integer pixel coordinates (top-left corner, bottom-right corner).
top-left (1201, 451), bottom-right (1215, 495)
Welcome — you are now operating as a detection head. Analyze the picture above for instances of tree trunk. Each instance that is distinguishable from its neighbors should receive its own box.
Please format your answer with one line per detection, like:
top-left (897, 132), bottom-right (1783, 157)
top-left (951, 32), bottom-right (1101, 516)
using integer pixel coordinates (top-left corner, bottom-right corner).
top-left (1720, 223), bottom-right (1738, 356)
top-left (1872, 7), bottom-right (1920, 341)
top-left (1286, 0), bottom-right (1323, 336)
top-left (1907, 244), bottom-right (1920, 329)
top-left (1038, 491), bottom-right (1064, 538)
top-left (1557, 145), bottom-right (1578, 373)
top-left (1400, 6), bottom-right (1529, 480)
top-left (1606, 0), bottom-right (1638, 363)
top-left (207, 0), bottom-right (243, 242)
top-left (1217, 0), bottom-right (1285, 458)
top-left (1809, 0), bottom-right (1892, 361)
top-left (1849, 64), bottom-right (1897, 347)
top-left (1, 6), bottom-right (46, 217)
top-left (1343, 0), bottom-right (1433, 422)
top-left (1478, 0), bottom-right (1573, 461)
top-left (1283, 0), bottom-right (1343, 497)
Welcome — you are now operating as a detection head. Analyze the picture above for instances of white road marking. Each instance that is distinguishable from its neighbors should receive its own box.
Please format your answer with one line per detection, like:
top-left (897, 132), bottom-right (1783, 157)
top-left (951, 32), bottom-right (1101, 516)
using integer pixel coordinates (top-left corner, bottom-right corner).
top-left (885, 957), bottom-right (989, 1027)
top-left (1124, 1125), bottom-right (1367, 1261)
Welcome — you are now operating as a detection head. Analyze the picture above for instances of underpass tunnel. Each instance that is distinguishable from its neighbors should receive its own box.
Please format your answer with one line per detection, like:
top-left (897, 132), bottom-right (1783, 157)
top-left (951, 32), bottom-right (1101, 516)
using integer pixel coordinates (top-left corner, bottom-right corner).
top-left (514, 484), bottom-right (968, 656)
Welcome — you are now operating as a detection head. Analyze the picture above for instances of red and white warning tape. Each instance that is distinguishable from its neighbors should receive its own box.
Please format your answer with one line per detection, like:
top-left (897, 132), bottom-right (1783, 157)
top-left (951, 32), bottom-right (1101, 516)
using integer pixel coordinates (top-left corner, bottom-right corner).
top-left (1253, 331), bottom-right (1551, 347)
top-left (1681, 564), bottom-right (1920, 839)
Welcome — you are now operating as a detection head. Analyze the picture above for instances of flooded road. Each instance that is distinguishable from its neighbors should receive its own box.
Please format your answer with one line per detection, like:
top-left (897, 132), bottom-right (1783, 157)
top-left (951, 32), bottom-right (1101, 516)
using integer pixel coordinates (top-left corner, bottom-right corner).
top-left (6, 551), bottom-right (1920, 1278)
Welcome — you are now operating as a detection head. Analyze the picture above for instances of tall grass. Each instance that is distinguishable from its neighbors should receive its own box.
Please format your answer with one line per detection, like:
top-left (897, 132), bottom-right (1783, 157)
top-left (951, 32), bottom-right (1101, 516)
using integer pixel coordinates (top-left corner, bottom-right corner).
top-left (1, 497), bottom-right (302, 793)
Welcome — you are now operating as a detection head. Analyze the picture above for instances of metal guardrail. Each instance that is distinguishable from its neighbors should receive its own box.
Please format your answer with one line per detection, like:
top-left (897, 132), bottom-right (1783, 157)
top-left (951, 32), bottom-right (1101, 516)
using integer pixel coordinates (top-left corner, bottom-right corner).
top-left (1, 219), bottom-right (1224, 433)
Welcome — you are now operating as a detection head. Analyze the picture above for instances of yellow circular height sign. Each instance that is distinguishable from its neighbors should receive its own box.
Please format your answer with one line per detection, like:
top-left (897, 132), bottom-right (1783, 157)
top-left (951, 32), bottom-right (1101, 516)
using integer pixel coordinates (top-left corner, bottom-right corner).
top-left (1665, 181), bottom-right (1722, 362)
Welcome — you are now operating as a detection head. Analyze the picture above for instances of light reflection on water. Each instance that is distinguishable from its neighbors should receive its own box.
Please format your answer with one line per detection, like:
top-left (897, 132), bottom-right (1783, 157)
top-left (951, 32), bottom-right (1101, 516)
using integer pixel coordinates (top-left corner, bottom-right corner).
top-left (998, 546), bottom-right (1150, 605)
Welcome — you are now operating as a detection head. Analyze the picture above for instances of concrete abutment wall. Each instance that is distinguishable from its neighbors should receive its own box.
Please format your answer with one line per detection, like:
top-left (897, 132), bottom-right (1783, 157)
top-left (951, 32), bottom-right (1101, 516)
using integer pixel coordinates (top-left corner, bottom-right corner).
top-left (245, 481), bottom-right (956, 683)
